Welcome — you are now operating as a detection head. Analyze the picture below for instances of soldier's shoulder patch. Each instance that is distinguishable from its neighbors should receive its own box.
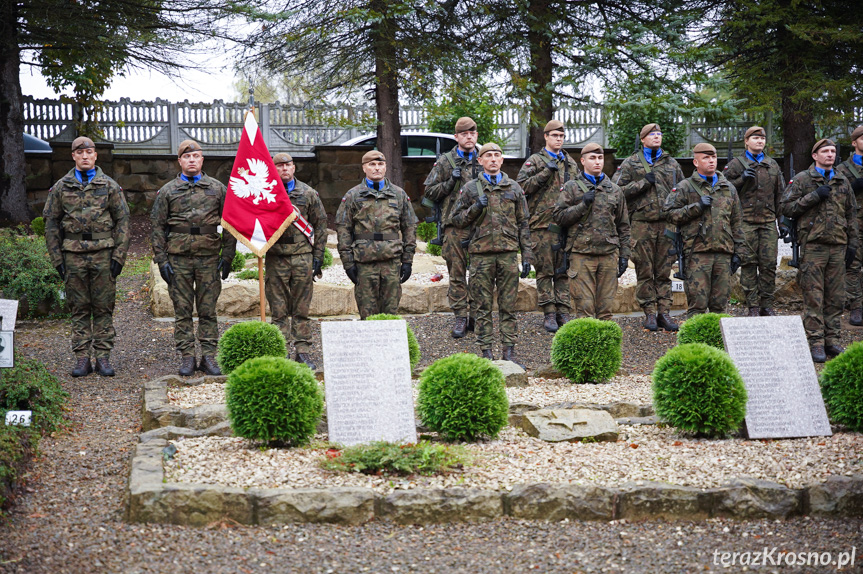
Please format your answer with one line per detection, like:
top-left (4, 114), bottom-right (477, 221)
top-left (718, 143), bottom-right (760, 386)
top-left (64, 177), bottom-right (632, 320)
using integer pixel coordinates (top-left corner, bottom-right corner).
top-left (525, 161), bottom-right (532, 166)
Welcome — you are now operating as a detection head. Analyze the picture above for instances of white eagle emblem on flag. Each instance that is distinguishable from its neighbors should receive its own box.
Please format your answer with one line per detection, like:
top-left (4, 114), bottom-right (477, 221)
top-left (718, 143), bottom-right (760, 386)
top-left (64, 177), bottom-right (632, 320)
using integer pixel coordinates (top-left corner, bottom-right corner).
top-left (229, 158), bottom-right (277, 205)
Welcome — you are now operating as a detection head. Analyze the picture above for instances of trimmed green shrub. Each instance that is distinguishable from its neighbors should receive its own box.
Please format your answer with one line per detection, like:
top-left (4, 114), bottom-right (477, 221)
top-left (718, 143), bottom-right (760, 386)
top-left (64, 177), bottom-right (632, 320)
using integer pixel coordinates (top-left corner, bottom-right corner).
top-left (652, 343), bottom-right (747, 437)
top-left (677, 313), bottom-right (731, 350)
top-left (231, 250), bottom-right (246, 272)
top-left (216, 320), bottom-right (287, 375)
top-left (235, 269), bottom-right (258, 280)
top-left (427, 243), bottom-right (441, 256)
top-left (416, 221), bottom-right (437, 243)
top-left (550, 318), bottom-right (622, 383)
top-left (819, 341), bottom-right (863, 431)
top-left (322, 247), bottom-right (333, 269)
top-left (320, 440), bottom-right (465, 476)
top-left (244, 252), bottom-right (257, 260)
top-left (365, 313), bottom-right (420, 370)
top-left (30, 217), bottom-right (45, 237)
top-left (226, 356), bottom-right (323, 446)
top-left (417, 353), bottom-right (509, 441)
top-left (0, 353), bottom-right (68, 435)
top-left (0, 229), bottom-right (65, 318)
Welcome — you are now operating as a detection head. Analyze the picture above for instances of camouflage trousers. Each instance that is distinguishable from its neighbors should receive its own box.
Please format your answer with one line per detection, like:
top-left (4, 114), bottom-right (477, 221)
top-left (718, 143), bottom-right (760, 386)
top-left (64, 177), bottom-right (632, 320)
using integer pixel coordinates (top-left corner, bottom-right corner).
top-left (799, 243), bottom-right (846, 347)
top-left (684, 252), bottom-right (731, 318)
top-left (64, 249), bottom-right (116, 358)
top-left (567, 252), bottom-right (618, 320)
top-left (442, 225), bottom-right (472, 318)
top-left (355, 259), bottom-right (401, 320)
top-left (845, 241), bottom-right (862, 310)
top-left (167, 254), bottom-right (221, 356)
top-left (740, 221), bottom-right (778, 308)
top-left (470, 251), bottom-right (519, 349)
top-left (265, 252), bottom-right (314, 353)
top-left (530, 228), bottom-right (570, 314)
top-left (630, 220), bottom-right (674, 315)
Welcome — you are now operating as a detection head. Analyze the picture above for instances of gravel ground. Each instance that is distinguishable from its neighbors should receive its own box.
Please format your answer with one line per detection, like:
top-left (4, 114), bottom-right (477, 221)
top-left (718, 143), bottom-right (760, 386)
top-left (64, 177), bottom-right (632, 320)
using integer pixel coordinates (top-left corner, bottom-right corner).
top-left (1, 215), bottom-right (862, 574)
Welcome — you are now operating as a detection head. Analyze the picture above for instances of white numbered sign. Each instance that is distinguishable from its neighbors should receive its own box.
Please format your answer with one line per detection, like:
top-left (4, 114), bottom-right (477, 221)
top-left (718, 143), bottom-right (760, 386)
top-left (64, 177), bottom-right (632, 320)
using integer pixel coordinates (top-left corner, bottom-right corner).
top-left (5, 411), bottom-right (31, 427)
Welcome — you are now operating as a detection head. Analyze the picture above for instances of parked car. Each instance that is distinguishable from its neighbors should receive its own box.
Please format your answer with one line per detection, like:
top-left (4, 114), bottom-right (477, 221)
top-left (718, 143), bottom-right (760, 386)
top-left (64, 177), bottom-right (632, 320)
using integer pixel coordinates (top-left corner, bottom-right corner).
top-left (341, 131), bottom-right (457, 158)
top-left (24, 133), bottom-right (52, 153)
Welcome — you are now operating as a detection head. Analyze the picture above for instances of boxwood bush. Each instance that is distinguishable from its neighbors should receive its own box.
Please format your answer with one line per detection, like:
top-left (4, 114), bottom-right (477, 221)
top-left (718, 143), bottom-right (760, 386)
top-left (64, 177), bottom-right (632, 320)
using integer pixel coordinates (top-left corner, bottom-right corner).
top-left (30, 217), bottom-right (45, 237)
top-left (677, 313), bottom-right (731, 350)
top-left (365, 313), bottom-right (420, 370)
top-left (0, 229), bottom-right (65, 318)
top-left (417, 353), bottom-right (508, 441)
top-left (652, 343), bottom-right (747, 437)
top-left (226, 356), bottom-right (323, 446)
top-left (322, 247), bottom-right (333, 269)
top-left (216, 320), bottom-right (287, 375)
top-left (231, 250), bottom-right (246, 272)
top-left (819, 341), bottom-right (863, 431)
top-left (550, 318), bottom-right (622, 383)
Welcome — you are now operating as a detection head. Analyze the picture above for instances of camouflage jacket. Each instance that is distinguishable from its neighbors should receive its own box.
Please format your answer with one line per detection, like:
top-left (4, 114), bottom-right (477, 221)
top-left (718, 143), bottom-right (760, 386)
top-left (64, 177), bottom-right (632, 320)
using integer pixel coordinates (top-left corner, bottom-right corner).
top-left (450, 173), bottom-right (533, 261)
top-left (516, 149), bottom-right (580, 230)
top-left (422, 149), bottom-right (481, 226)
top-left (780, 166), bottom-right (859, 250)
top-left (336, 179), bottom-right (417, 267)
top-left (43, 167), bottom-right (130, 268)
top-left (552, 173), bottom-right (631, 258)
top-left (150, 173), bottom-right (237, 265)
top-left (612, 150), bottom-right (684, 222)
top-left (268, 180), bottom-right (328, 259)
top-left (723, 153), bottom-right (784, 224)
top-left (663, 172), bottom-right (747, 257)
top-left (835, 155), bottom-right (863, 228)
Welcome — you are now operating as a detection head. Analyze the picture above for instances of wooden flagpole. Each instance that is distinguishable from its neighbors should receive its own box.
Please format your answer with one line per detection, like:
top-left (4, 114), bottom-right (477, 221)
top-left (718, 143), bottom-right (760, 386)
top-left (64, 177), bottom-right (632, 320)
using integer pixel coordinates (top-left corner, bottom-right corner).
top-left (258, 256), bottom-right (265, 321)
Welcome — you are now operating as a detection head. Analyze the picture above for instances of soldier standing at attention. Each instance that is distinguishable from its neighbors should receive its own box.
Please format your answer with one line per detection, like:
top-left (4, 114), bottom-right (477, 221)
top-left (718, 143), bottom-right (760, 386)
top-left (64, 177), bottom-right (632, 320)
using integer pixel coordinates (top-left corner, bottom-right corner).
top-left (265, 153), bottom-right (328, 370)
top-left (336, 150), bottom-right (417, 319)
top-left (422, 117), bottom-right (480, 338)
top-left (451, 143), bottom-right (532, 366)
top-left (552, 143), bottom-right (630, 320)
top-left (663, 143), bottom-right (747, 318)
top-left (613, 123), bottom-right (684, 332)
top-left (151, 140), bottom-right (237, 376)
top-left (781, 139), bottom-right (859, 363)
top-left (723, 126), bottom-right (785, 317)
top-left (516, 119), bottom-right (580, 332)
top-left (44, 137), bottom-right (130, 377)
top-left (835, 125), bottom-right (863, 327)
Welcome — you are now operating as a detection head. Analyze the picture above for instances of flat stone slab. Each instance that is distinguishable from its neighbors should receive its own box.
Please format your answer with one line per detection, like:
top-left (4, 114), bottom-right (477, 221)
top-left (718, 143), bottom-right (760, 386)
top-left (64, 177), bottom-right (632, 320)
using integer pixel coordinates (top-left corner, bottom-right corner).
top-left (522, 408), bottom-right (619, 443)
top-left (492, 360), bottom-right (528, 387)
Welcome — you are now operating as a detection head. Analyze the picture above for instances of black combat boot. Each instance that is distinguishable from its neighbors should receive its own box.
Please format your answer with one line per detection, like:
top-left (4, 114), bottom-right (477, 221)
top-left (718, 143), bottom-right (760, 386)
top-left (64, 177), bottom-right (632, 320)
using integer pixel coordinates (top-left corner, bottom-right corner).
top-left (502, 346), bottom-right (526, 369)
top-left (481, 349), bottom-right (494, 360)
top-left (178, 356), bottom-right (196, 376)
top-left (760, 307), bottom-right (777, 316)
top-left (466, 317), bottom-right (476, 332)
top-left (810, 345), bottom-right (827, 363)
top-left (95, 357), bottom-right (115, 377)
top-left (850, 308), bottom-right (863, 326)
top-left (656, 313), bottom-right (679, 332)
top-left (643, 313), bottom-right (658, 331)
top-left (71, 357), bottom-right (92, 377)
top-left (825, 344), bottom-right (845, 358)
top-left (451, 316), bottom-right (468, 338)
top-left (556, 312), bottom-right (570, 328)
top-left (199, 355), bottom-right (222, 376)
top-left (748, 307), bottom-right (760, 317)
top-left (295, 352), bottom-right (317, 371)
top-left (543, 312), bottom-right (559, 333)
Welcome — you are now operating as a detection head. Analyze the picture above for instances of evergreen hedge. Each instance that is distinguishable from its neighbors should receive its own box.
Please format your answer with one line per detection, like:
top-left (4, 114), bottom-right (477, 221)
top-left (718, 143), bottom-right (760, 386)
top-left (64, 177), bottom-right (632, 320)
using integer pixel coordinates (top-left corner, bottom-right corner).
top-left (550, 318), bottom-right (622, 383)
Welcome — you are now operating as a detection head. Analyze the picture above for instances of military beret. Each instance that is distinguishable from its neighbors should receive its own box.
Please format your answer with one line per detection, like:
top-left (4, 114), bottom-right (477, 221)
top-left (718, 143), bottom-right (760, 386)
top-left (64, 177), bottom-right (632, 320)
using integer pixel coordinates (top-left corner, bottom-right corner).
top-left (851, 125), bottom-right (863, 142)
top-left (580, 142), bottom-right (603, 155)
top-left (812, 138), bottom-right (836, 154)
top-left (454, 117), bottom-right (477, 133)
top-left (693, 142), bottom-right (717, 155)
top-left (272, 153), bottom-right (293, 164)
top-left (478, 142), bottom-right (503, 157)
top-left (71, 136), bottom-right (95, 151)
top-left (362, 150), bottom-right (386, 164)
top-left (544, 119), bottom-right (565, 133)
top-left (744, 126), bottom-right (766, 140)
top-left (640, 123), bottom-right (661, 139)
top-left (177, 139), bottom-right (202, 157)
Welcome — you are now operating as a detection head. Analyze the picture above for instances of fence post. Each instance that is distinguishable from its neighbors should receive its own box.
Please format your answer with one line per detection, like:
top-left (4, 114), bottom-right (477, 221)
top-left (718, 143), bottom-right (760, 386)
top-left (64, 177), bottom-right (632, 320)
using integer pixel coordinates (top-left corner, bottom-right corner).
top-left (169, 103), bottom-right (179, 154)
top-left (260, 103), bottom-right (271, 148)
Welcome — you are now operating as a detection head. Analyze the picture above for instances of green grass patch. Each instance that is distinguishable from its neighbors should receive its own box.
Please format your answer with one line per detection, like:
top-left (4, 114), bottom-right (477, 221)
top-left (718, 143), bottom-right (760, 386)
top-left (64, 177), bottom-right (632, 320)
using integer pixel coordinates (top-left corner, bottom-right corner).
top-left (120, 255), bottom-right (153, 278)
top-left (235, 269), bottom-right (258, 280)
top-left (320, 440), bottom-right (465, 476)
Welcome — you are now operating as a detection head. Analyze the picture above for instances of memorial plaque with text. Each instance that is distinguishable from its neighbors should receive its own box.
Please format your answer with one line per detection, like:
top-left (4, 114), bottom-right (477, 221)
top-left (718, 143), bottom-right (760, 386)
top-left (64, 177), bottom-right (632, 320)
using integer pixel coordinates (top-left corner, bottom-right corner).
top-left (0, 299), bottom-right (18, 332)
top-left (720, 316), bottom-right (831, 439)
top-left (321, 320), bottom-right (417, 446)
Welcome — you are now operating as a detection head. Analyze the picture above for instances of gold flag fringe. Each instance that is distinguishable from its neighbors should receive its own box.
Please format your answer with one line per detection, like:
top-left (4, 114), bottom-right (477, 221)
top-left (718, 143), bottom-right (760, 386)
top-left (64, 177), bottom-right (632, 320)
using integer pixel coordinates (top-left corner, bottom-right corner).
top-left (221, 211), bottom-right (298, 258)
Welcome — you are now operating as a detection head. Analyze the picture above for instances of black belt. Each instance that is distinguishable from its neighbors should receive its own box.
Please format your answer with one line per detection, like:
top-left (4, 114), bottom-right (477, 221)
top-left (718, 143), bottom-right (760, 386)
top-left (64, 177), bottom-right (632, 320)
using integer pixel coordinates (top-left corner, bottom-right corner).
top-left (64, 231), bottom-right (113, 240)
top-left (169, 225), bottom-right (218, 235)
top-left (355, 232), bottom-right (399, 241)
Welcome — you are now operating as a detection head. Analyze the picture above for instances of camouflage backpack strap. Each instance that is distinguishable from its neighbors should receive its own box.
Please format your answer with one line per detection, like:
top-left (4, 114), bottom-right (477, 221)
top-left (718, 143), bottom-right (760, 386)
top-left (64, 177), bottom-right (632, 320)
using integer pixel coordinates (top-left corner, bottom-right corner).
top-left (444, 152), bottom-right (463, 194)
top-left (574, 178), bottom-right (594, 223)
top-left (847, 158), bottom-right (861, 180)
top-left (638, 152), bottom-right (653, 174)
top-left (563, 153), bottom-right (571, 184)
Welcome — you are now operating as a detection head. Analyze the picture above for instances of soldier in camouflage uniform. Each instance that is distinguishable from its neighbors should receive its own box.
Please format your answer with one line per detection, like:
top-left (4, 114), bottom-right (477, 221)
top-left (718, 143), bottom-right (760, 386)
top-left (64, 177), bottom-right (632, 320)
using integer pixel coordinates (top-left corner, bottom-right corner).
top-left (723, 126), bottom-right (785, 317)
top-left (336, 150), bottom-right (417, 319)
top-left (552, 143), bottom-right (630, 320)
top-left (151, 140), bottom-right (237, 376)
top-left (451, 143), bottom-right (532, 367)
top-left (781, 138), bottom-right (859, 363)
top-left (422, 116), bottom-right (481, 338)
top-left (613, 123), bottom-right (684, 332)
top-left (516, 119), bottom-right (580, 333)
top-left (44, 136), bottom-right (130, 377)
top-left (265, 153), bottom-right (328, 370)
top-left (663, 143), bottom-right (747, 318)
top-left (835, 125), bottom-right (863, 326)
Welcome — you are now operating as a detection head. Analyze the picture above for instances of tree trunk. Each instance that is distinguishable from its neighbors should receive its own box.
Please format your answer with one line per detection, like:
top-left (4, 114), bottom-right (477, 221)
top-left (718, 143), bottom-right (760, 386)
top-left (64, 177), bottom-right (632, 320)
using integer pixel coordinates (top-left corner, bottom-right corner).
top-left (781, 92), bottom-right (814, 181)
top-left (0, 0), bottom-right (31, 224)
top-left (371, 2), bottom-right (404, 186)
top-left (526, 0), bottom-right (554, 155)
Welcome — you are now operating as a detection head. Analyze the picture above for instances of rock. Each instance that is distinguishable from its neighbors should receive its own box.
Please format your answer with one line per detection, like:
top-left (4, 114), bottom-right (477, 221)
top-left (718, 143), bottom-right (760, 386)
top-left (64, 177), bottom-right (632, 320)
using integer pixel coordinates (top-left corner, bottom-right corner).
top-left (522, 408), bottom-right (619, 443)
top-left (254, 487), bottom-right (375, 525)
top-left (617, 481), bottom-right (713, 520)
top-left (397, 282), bottom-right (430, 314)
top-left (128, 483), bottom-right (254, 526)
top-left (309, 283), bottom-right (353, 316)
top-left (532, 363), bottom-right (564, 379)
top-left (183, 404), bottom-right (229, 430)
top-left (377, 488), bottom-right (502, 524)
top-left (613, 283), bottom-right (639, 313)
top-left (615, 416), bottom-right (659, 426)
top-left (492, 360), bottom-right (528, 387)
top-left (713, 477), bottom-right (802, 519)
top-left (505, 483), bottom-right (615, 521)
top-left (507, 402), bottom-right (540, 428)
top-left (411, 257), bottom-right (439, 275)
top-left (601, 402), bottom-right (642, 418)
top-left (514, 280), bottom-right (538, 312)
top-left (807, 475), bottom-right (863, 516)
top-left (218, 282), bottom-right (264, 317)
top-left (428, 282), bottom-right (450, 313)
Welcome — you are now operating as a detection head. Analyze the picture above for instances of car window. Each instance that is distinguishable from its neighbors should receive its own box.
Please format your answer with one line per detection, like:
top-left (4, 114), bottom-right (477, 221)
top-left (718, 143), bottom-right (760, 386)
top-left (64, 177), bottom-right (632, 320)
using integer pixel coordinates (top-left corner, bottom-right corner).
top-left (406, 135), bottom-right (440, 157)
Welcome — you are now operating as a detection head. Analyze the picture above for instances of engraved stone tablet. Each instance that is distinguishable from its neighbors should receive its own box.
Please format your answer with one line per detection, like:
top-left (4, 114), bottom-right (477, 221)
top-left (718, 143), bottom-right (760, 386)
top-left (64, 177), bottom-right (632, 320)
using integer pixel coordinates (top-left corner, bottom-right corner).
top-left (720, 316), bottom-right (831, 439)
top-left (0, 299), bottom-right (18, 331)
top-left (321, 320), bottom-right (417, 446)
top-left (0, 332), bottom-right (13, 368)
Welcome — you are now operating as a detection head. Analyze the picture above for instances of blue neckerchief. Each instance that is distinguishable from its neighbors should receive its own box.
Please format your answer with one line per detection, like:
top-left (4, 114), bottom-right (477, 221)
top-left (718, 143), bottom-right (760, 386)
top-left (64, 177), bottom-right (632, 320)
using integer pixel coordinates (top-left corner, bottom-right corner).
top-left (285, 179), bottom-right (296, 193)
top-left (365, 178), bottom-right (385, 190)
top-left (483, 173), bottom-right (502, 185)
top-left (745, 150), bottom-right (765, 163)
top-left (74, 168), bottom-right (96, 184)
top-left (853, 154), bottom-right (862, 167)
top-left (457, 149), bottom-right (476, 162)
top-left (584, 173), bottom-right (604, 185)
top-left (180, 173), bottom-right (202, 184)
top-left (699, 173), bottom-right (718, 187)
top-left (815, 166), bottom-right (834, 181)
top-left (643, 147), bottom-right (662, 165)
top-left (545, 149), bottom-right (564, 161)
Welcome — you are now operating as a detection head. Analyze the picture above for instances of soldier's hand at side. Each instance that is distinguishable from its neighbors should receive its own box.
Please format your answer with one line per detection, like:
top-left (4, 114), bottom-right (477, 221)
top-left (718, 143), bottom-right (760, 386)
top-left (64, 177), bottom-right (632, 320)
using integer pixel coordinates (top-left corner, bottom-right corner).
top-left (399, 263), bottom-right (412, 284)
top-left (450, 168), bottom-right (461, 181)
top-left (815, 185), bottom-right (831, 200)
top-left (846, 247), bottom-right (856, 270)
top-left (644, 172), bottom-right (656, 184)
top-left (617, 257), bottom-right (628, 278)
top-left (218, 258), bottom-right (231, 280)
top-left (159, 262), bottom-right (174, 284)
top-left (546, 161), bottom-right (559, 172)
top-left (852, 178), bottom-right (863, 193)
top-left (742, 167), bottom-right (757, 181)
top-left (313, 258), bottom-right (323, 281)
top-left (582, 189), bottom-right (595, 204)
top-left (699, 195), bottom-right (713, 208)
top-left (110, 260), bottom-right (123, 279)
top-left (520, 262), bottom-right (531, 279)
top-left (345, 265), bottom-right (359, 285)
top-left (476, 194), bottom-right (489, 208)
top-left (730, 254), bottom-right (742, 274)
top-left (778, 221), bottom-right (791, 240)
top-left (56, 264), bottom-right (66, 280)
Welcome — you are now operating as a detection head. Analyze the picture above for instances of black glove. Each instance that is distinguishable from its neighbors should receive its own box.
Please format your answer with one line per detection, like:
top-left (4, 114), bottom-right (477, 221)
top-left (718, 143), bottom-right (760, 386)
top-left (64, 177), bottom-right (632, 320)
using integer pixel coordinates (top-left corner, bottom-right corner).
top-left (55, 263), bottom-right (66, 280)
top-left (110, 260), bottom-right (123, 279)
top-left (345, 265), bottom-right (359, 285)
top-left (546, 160), bottom-right (558, 172)
top-left (399, 263), bottom-right (412, 284)
top-left (313, 258), bottom-right (323, 280)
top-left (476, 194), bottom-right (489, 208)
top-left (851, 178), bottom-right (863, 193)
top-left (218, 258), bottom-right (231, 280)
top-left (730, 254), bottom-right (742, 274)
top-left (846, 247), bottom-right (857, 270)
top-left (617, 257), bottom-right (628, 278)
top-left (644, 172), bottom-right (656, 184)
top-left (700, 195), bottom-right (713, 208)
top-left (778, 221), bottom-right (791, 240)
top-left (520, 262), bottom-right (531, 279)
top-left (582, 189), bottom-right (595, 204)
top-left (451, 167), bottom-right (461, 181)
top-left (815, 185), bottom-right (831, 200)
top-left (159, 262), bottom-right (175, 284)
top-left (742, 167), bottom-right (757, 181)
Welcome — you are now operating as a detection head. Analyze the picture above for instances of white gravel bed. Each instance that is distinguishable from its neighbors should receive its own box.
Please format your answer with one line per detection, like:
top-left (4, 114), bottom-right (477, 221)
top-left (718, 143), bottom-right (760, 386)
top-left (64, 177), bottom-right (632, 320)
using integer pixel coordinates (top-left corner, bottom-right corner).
top-left (163, 426), bottom-right (863, 493)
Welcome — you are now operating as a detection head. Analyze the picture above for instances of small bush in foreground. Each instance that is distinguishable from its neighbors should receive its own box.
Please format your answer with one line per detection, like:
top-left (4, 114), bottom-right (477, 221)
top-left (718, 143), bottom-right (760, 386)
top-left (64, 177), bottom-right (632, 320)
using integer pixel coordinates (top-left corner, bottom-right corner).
top-left (365, 313), bottom-right (420, 370)
top-left (231, 250), bottom-right (246, 272)
top-left (677, 313), bottom-right (731, 349)
top-left (30, 217), bottom-right (45, 237)
top-left (652, 343), bottom-right (747, 437)
top-left (0, 353), bottom-right (69, 434)
top-left (551, 318), bottom-right (622, 383)
top-left (235, 269), bottom-right (257, 280)
top-left (320, 440), bottom-right (465, 476)
top-left (0, 230), bottom-right (65, 318)
top-left (322, 247), bottom-right (333, 269)
top-left (217, 320), bottom-right (287, 375)
top-left (819, 341), bottom-right (863, 431)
